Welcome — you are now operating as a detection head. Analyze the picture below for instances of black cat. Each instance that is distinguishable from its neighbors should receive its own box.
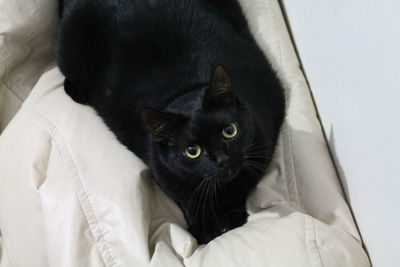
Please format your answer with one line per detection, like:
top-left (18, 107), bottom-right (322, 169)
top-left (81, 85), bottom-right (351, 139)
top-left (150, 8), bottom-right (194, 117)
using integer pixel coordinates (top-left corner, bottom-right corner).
top-left (57, 0), bottom-right (285, 244)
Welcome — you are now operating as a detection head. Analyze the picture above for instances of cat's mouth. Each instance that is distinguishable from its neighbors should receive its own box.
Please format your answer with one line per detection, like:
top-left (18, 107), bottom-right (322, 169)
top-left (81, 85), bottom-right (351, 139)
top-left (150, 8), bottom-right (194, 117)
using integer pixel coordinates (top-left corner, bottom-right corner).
top-left (203, 165), bottom-right (242, 183)
top-left (219, 167), bottom-right (241, 183)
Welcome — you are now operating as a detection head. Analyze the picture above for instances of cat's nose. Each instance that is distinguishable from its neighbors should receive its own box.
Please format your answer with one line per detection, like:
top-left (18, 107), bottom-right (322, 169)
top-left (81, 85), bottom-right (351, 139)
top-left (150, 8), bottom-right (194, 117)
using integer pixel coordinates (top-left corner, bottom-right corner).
top-left (216, 153), bottom-right (229, 168)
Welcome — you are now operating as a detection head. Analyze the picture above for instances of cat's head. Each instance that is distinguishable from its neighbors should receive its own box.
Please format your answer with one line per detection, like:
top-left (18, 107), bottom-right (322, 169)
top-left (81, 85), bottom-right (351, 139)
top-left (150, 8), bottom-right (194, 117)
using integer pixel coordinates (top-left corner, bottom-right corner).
top-left (140, 65), bottom-right (270, 186)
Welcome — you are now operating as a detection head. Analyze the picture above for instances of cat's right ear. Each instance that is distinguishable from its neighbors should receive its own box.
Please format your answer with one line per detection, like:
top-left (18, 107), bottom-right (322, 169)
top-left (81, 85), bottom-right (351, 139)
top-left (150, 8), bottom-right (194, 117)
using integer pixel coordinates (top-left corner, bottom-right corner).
top-left (139, 107), bottom-right (180, 144)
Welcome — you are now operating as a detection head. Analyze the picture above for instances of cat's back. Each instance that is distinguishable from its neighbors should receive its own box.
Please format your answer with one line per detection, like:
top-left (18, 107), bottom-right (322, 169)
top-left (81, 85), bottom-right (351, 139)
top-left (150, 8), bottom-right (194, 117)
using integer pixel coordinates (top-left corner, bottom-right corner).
top-left (57, 0), bottom-right (252, 102)
top-left (58, 0), bottom-right (283, 123)
top-left (57, 0), bottom-right (285, 161)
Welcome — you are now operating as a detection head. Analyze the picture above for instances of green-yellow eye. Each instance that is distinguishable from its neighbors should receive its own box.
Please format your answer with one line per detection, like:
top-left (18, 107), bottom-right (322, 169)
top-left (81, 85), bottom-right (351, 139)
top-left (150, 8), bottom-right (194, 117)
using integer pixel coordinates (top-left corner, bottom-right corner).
top-left (222, 123), bottom-right (238, 139)
top-left (185, 145), bottom-right (202, 159)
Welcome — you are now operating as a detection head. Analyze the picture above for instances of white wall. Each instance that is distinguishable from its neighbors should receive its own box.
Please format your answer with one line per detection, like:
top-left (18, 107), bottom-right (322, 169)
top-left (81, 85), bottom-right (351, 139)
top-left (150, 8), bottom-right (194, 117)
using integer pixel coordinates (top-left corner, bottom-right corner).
top-left (280, 1), bottom-right (400, 266)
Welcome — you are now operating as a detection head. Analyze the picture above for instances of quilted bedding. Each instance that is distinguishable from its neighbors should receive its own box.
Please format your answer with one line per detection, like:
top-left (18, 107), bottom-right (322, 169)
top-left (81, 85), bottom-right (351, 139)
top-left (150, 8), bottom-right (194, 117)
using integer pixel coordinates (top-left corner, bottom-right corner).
top-left (0, 0), bottom-right (370, 266)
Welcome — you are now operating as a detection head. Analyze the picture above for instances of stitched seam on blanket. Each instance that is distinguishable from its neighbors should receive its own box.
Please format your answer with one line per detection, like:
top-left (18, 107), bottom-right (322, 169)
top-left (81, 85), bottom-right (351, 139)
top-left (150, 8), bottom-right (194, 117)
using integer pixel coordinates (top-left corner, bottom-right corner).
top-left (304, 215), bottom-right (313, 266)
top-left (256, 0), bottom-right (289, 204)
top-left (304, 215), bottom-right (324, 267)
top-left (264, 0), bottom-right (284, 69)
top-left (276, 17), bottom-right (302, 210)
top-left (264, 0), bottom-right (289, 202)
top-left (313, 218), bottom-right (324, 267)
top-left (264, 0), bottom-right (301, 209)
top-left (22, 100), bottom-right (122, 267)
top-left (285, 122), bottom-right (301, 208)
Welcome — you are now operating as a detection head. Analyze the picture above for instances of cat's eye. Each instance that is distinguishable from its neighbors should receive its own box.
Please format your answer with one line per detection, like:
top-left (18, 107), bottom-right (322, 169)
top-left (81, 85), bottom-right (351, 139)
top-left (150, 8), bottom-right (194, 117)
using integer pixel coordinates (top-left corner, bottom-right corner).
top-left (185, 145), bottom-right (202, 159)
top-left (222, 123), bottom-right (238, 139)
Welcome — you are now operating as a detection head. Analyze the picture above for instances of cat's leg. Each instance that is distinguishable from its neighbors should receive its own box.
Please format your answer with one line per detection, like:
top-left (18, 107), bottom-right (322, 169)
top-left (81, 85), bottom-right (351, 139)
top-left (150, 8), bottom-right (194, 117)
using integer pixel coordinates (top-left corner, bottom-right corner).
top-left (188, 221), bottom-right (223, 244)
top-left (188, 207), bottom-right (248, 244)
top-left (63, 78), bottom-right (88, 104)
top-left (224, 208), bottom-right (248, 230)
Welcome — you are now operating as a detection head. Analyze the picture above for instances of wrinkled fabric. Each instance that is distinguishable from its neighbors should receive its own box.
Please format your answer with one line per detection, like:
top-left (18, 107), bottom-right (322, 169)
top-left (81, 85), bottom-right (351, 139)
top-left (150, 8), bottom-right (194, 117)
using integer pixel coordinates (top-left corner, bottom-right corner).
top-left (0, 0), bottom-right (370, 266)
top-left (0, 0), bottom-right (57, 132)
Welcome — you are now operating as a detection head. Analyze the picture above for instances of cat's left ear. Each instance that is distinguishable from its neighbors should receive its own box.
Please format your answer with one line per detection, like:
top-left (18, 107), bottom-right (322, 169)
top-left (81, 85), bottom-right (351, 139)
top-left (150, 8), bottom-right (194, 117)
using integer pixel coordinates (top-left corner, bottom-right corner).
top-left (140, 107), bottom-right (182, 144)
top-left (204, 64), bottom-right (238, 106)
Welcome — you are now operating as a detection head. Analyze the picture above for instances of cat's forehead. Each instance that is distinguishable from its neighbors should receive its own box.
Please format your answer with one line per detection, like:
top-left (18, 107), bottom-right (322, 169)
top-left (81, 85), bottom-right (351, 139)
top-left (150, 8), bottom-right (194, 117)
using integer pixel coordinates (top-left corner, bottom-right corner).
top-left (200, 107), bottom-right (236, 123)
top-left (184, 110), bottom-right (236, 138)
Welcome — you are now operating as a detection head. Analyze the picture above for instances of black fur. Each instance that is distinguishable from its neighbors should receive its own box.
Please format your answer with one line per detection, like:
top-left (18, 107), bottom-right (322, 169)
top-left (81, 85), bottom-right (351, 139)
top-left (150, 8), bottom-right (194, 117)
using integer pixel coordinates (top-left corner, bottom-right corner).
top-left (57, 0), bottom-right (285, 244)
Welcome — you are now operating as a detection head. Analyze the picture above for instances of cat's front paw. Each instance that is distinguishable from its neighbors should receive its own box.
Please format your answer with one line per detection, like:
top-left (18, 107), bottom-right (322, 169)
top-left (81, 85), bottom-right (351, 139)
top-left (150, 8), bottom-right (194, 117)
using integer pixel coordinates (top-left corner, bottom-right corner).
top-left (188, 209), bottom-right (248, 244)
top-left (226, 208), bottom-right (248, 229)
top-left (189, 225), bottom-right (222, 244)
top-left (64, 78), bottom-right (88, 104)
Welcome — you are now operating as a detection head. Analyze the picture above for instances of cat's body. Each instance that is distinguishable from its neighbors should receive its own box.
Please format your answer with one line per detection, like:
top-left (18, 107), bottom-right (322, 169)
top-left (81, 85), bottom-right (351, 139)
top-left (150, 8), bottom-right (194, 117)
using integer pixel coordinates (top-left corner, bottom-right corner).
top-left (57, 0), bottom-right (285, 243)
